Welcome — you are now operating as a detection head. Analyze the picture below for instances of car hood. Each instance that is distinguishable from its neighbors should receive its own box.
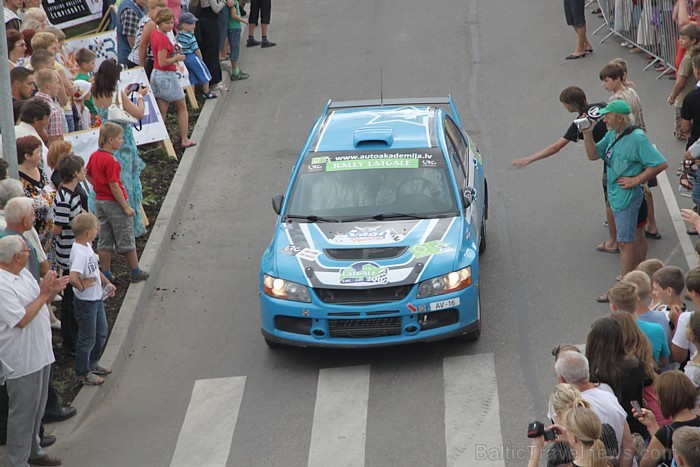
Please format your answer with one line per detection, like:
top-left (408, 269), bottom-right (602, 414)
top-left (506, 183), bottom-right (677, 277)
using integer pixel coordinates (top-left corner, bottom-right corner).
top-left (272, 218), bottom-right (468, 288)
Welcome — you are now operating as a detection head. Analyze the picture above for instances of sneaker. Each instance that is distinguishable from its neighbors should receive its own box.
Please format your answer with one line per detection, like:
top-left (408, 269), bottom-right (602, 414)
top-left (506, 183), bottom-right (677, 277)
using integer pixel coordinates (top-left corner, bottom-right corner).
top-left (246, 38), bottom-right (261, 47)
top-left (212, 82), bottom-right (228, 92)
top-left (28, 454), bottom-right (62, 466)
top-left (231, 70), bottom-right (249, 80)
top-left (131, 269), bottom-right (150, 283)
top-left (261, 40), bottom-right (276, 48)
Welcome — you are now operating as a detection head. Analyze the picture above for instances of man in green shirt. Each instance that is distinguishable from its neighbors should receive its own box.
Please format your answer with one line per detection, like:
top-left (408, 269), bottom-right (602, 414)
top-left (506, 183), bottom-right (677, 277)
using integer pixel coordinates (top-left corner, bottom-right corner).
top-left (583, 100), bottom-right (668, 297)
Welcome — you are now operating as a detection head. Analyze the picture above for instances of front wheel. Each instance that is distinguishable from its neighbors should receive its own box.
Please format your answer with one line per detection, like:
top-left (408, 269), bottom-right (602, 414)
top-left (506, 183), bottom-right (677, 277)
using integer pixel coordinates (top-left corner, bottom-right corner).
top-left (478, 219), bottom-right (486, 253)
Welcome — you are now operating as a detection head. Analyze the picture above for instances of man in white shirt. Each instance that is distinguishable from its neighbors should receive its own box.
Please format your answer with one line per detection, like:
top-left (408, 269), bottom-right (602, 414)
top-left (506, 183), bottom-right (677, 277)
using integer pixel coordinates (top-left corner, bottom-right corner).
top-left (0, 235), bottom-right (67, 466)
top-left (554, 350), bottom-right (636, 467)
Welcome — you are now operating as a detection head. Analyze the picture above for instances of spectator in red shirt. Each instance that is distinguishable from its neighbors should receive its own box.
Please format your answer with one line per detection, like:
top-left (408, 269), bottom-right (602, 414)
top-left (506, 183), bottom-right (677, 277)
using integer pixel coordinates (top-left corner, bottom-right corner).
top-left (85, 123), bottom-right (149, 283)
top-left (149, 8), bottom-right (196, 148)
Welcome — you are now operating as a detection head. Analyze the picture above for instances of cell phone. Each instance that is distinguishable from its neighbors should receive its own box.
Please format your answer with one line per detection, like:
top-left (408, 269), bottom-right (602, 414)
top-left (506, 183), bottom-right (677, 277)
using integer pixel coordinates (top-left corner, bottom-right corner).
top-left (126, 83), bottom-right (143, 92)
top-left (630, 400), bottom-right (643, 416)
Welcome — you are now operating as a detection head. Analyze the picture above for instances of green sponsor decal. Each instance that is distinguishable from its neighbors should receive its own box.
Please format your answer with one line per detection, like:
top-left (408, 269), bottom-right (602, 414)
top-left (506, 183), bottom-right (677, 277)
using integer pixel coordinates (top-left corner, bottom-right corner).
top-left (326, 158), bottom-right (419, 172)
top-left (409, 240), bottom-right (453, 259)
top-left (311, 156), bottom-right (330, 164)
top-left (339, 262), bottom-right (389, 284)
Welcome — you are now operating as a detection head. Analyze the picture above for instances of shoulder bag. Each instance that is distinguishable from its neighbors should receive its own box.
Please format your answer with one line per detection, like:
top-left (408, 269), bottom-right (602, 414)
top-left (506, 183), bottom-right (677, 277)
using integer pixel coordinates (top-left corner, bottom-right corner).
top-left (107, 89), bottom-right (138, 125)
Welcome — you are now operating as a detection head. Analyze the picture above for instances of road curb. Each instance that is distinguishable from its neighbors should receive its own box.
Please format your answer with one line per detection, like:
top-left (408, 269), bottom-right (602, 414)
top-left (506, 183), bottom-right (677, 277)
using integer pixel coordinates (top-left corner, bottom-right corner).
top-left (51, 80), bottom-right (230, 441)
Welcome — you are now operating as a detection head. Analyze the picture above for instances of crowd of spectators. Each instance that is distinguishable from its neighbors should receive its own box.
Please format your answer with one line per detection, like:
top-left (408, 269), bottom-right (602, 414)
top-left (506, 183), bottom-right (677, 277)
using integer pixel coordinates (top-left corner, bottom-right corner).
top-left (0, 0), bottom-right (278, 463)
top-left (518, 0), bottom-right (700, 465)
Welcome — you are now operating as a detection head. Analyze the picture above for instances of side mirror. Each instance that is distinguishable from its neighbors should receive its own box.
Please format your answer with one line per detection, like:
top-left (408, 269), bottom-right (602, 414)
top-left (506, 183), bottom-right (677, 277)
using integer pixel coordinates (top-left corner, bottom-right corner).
top-left (462, 187), bottom-right (475, 209)
top-left (272, 194), bottom-right (285, 215)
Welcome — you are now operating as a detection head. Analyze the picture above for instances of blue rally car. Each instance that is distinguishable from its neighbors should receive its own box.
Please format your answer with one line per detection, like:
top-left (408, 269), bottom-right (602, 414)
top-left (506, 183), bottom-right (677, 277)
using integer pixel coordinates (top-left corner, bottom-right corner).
top-left (259, 97), bottom-right (487, 348)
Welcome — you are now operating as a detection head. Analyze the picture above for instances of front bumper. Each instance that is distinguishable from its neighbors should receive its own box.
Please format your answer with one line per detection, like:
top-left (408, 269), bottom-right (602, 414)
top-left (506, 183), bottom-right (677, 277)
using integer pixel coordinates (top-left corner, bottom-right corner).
top-left (259, 284), bottom-right (479, 348)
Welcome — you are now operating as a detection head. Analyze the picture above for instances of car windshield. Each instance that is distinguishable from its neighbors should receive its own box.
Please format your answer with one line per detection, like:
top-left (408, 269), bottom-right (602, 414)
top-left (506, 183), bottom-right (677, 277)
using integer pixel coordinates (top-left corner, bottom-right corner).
top-left (285, 149), bottom-right (459, 221)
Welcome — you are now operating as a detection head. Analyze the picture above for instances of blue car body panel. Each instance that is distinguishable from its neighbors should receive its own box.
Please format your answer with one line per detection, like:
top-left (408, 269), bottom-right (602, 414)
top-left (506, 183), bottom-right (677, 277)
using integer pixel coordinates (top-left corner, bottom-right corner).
top-left (260, 97), bottom-right (486, 348)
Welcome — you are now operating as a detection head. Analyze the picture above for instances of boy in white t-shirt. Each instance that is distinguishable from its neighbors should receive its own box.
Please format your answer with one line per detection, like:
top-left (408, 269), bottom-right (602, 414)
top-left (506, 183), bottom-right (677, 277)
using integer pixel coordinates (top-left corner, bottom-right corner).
top-left (671, 268), bottom-right (700, 365)
top-left (68, 212), bottom-right (115, 386)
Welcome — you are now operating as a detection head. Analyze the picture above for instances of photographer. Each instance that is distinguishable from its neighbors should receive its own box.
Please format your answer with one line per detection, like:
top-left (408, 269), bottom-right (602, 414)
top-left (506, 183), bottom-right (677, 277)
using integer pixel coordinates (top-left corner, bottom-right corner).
top-left (528, 407), bottom-right (611, 467)
top-left (582, 100), bottom-right (668, 296)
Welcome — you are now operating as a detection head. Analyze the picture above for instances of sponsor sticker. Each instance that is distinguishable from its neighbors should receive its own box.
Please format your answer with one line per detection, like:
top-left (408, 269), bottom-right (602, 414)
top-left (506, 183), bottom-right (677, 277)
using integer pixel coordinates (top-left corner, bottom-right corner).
top-left (407, 303), bottom-right (417, 313)
top-left (339, 261), bottom-right (389, 285)
top-left (326, 158), bottom-right (419, 172)
top-left (409, 240), bottom-right (453, 259)
top-left (429, 298), bottom-right (460, 311)
top-left (280, 244), bottom-right (303, 256)
top-left (297, 248), bottom-right (321, 261)
top-left (333, 226), bottom-right (404, 244)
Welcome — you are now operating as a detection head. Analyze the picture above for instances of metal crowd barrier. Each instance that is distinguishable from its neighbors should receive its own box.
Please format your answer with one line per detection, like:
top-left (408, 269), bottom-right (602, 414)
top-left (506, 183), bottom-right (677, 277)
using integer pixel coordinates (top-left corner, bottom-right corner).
top-left (593, 0), bottom-right (693, 78)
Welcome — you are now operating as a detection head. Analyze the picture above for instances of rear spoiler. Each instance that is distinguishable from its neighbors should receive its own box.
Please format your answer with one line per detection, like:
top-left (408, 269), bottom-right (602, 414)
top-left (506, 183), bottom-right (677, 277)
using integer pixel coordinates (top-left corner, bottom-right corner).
top-left (324, 96), bottom-right (463, 127)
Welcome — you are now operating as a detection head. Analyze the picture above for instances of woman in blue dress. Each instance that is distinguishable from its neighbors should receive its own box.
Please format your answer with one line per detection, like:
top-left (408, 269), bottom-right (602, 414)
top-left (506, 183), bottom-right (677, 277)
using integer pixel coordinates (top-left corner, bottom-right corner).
top-left (91, 59), bottom-right (149, 238)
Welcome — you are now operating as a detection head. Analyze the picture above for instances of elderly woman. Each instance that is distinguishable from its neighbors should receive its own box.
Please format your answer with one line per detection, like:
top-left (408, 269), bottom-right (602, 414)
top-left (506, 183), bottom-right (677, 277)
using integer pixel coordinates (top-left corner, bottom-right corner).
top-left (7, 29), bottom-right (27, 69)
top-left (17, 135), bottom-right (56, 248)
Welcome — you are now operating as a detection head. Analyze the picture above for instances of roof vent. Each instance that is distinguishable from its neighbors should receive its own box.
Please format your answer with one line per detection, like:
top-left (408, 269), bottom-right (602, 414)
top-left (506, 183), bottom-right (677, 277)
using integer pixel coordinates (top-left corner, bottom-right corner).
top-left (353, 127), bottom-right (393, 147)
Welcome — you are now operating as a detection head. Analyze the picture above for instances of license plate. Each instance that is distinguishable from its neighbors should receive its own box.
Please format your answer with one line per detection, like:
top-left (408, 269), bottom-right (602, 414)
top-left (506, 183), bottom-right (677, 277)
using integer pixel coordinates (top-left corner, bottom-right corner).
top-left (429, 298), bottom-right (460, 311)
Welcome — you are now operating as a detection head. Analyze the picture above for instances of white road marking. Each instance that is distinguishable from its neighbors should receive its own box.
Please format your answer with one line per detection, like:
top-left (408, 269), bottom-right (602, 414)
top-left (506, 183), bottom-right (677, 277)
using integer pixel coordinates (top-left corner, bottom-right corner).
top-left (308, 365), bottom-right (370, 467)
top-left (170, 376), bottom-right (246, 467)
top-left (657, 170), bottom-right (697, 269)
top-left (444, 354), bottom-right (504, 467)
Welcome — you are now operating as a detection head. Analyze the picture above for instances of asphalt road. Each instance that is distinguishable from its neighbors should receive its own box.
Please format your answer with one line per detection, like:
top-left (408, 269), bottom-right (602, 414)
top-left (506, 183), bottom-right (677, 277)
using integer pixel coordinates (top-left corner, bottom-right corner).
top-left (51, 0), bottom-right (695, 466)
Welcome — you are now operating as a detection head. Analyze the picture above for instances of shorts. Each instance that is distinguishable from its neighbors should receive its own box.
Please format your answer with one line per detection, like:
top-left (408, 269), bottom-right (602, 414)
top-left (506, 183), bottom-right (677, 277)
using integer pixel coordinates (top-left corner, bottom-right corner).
top-left (249, 0), bottom-right (271, 25)
top-left (228, 27), bottom-right (242, 61)
top-left (150, 68), bottom-right (185, 102)
top-left (612, 187), bottom-right (644, 243)
top-left (563, 0), bottom-right (586, 27)
top-left (94, 199), bottom-right (136, 254)
top-left (183, 53), bottom-right (212, 86)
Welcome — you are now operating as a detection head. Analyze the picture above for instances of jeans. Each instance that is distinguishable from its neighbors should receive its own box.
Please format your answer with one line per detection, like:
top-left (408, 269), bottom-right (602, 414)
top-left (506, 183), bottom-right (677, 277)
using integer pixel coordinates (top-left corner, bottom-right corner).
top-left (74, 297), bottom-right (108, 377)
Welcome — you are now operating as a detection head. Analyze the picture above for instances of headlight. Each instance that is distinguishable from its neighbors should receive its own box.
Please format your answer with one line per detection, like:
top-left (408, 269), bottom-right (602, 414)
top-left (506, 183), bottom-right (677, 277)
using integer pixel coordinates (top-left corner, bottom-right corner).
top-left (263, 275), bottom-right (311, 302)
top-left (416, 267), bottom-right (472, 298)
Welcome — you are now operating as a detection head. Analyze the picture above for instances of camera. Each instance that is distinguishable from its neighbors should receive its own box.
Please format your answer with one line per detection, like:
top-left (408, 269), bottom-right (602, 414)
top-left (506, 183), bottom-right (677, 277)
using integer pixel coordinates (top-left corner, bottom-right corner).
top-left (574, 117), bottom-right (591, 131)
top-left (527, 421), bottom-right (558, 441)
top-left (127, 83), bottom-right (145, 92)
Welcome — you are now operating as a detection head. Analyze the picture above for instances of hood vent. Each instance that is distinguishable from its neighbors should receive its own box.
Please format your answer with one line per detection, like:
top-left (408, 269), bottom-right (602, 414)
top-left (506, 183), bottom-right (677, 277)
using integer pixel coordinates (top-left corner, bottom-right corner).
top-left (324, 247), bottom-right (407, 261)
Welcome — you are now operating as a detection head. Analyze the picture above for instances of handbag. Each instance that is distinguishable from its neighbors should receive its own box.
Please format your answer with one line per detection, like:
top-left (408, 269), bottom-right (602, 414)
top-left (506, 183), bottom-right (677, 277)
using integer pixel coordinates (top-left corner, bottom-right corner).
top-left (107, 90), bottom-right (138, 125)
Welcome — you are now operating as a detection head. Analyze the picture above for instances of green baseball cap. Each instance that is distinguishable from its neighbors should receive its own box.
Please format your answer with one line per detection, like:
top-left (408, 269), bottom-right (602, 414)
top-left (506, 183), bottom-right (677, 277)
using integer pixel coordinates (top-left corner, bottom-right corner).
top-left (599, 99), bottom-right (631, 115)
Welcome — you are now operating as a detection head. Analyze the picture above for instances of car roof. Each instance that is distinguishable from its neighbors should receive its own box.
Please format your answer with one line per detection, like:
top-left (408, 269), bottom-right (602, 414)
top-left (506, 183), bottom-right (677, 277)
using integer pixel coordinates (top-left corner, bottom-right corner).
top-left (312, 105), bottom-right (441, 153)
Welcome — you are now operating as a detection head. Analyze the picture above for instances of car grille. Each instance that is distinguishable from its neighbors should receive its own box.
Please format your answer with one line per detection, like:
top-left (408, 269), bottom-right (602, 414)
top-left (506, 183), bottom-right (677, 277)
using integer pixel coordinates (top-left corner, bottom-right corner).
top-left (329, 317), bottom-right (402, 338)
top-left (323, 247), bottom-right (407, 260)
top-left (315, 285), bottom-right (411, 304)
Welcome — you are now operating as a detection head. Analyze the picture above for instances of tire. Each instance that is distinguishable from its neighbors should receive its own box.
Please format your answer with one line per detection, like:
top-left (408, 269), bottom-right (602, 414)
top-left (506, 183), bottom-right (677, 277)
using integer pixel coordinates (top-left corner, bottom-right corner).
top-left (478, 219), bottom-right (486, 253)
top-left (455, 294), bottom-right (481, 342)
top-left (265, 337), bottom-right (284, 348)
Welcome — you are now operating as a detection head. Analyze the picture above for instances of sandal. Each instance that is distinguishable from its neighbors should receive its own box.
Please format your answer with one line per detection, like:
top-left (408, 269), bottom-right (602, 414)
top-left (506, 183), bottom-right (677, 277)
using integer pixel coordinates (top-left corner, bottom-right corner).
top-left (78, 373), bottom-right (104, 386)
top-left (596, 293), bottom-right (610, 303)
top-left (91, 365), bottom-right (112, 376)
top-left (181, 141), bottom-right (197, 149)
top-left (202, 91), bottom-right (218, 99)
top-left (596, 242), bottom-right (619, 253)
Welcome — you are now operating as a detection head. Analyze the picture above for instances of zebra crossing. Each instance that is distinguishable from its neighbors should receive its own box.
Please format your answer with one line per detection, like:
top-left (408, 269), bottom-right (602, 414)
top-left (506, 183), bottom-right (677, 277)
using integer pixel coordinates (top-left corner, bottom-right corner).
top-left (168, 354), bottom-right (506, 467)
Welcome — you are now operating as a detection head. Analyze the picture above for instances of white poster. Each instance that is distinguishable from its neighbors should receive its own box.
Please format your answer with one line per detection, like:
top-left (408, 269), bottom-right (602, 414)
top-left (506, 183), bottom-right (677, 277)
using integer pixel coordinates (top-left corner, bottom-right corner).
top-left (60, 30), bottom-right (117, 77)
top-left (117, 67), bottom-right (170, 145)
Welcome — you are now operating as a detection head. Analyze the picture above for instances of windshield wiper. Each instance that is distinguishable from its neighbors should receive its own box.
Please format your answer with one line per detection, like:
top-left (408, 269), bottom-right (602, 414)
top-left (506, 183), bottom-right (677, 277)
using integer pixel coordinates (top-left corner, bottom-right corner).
top-left (340, 212), bottom-right (432, 222)
top-left (285, 214), bottom-right (339, 223)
